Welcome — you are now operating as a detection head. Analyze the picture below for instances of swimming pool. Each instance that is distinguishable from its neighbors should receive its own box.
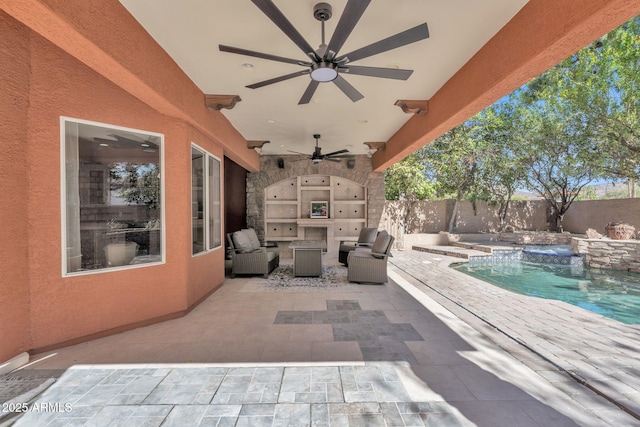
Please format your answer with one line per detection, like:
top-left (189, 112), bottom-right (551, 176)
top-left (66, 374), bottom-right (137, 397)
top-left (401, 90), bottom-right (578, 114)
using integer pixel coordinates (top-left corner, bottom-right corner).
top-left (452, 262), bottom-right (640, 324)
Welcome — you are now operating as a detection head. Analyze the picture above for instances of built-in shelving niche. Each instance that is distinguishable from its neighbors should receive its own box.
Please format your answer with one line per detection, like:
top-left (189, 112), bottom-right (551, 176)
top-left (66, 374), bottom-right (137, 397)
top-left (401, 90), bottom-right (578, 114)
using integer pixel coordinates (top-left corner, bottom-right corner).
top-left (264, 175), bottom-right (367, 253)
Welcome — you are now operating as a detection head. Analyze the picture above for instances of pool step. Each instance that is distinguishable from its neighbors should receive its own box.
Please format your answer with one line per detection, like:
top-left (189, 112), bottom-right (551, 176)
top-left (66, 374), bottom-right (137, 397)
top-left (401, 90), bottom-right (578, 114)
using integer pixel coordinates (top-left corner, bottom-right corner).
top-left (412, 245), bottom-right (492, 260)
top-left (450, 241), bottom-right (493, 253)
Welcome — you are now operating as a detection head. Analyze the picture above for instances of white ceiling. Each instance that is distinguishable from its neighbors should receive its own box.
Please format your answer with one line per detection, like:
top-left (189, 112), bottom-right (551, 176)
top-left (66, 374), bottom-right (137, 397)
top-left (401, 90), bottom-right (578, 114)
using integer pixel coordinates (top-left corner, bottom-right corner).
top-left (119, 0), bottom-right (528, 157)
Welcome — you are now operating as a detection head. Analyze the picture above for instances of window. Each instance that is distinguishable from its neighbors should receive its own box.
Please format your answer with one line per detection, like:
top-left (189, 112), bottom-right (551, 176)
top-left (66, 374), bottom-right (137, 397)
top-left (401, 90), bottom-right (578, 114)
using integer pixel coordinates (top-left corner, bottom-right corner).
top-left (192, 145), bottom-right (221, 254)
top-left (62, 118), bottom-right (164, 275)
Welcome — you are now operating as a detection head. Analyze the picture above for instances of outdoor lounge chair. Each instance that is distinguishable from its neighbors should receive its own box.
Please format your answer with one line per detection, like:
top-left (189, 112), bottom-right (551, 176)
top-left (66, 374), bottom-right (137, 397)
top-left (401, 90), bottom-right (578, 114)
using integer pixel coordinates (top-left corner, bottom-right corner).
top-left (347, 231), bottom-right (394, 284)
top-left (227, 229), bottom-right (279, 278)
top-left (338, 227), bottom-right (378, 266)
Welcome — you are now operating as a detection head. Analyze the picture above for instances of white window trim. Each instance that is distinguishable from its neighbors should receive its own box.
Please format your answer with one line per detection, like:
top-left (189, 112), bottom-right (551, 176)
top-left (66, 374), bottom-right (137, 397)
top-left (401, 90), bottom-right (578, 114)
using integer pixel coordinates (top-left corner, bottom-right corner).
top-left (191, 142), bottom-right (222, 256)
top-left (60, 116), bottom-right (166, 277)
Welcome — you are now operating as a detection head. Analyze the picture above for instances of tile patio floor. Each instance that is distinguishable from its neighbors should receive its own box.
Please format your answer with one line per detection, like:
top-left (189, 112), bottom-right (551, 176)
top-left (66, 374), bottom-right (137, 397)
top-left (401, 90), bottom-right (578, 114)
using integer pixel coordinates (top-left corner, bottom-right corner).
top-left (3, 250), bottom-right (640, 426)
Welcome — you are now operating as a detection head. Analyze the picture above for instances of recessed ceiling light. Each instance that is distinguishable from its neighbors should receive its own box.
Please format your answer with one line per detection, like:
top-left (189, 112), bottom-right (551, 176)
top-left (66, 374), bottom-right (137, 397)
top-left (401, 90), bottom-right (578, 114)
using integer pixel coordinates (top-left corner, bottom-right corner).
top-left (358, 119), bottom-right (368, 124)
top-left (345, 144), bottom-right (353, 148)
top-left (280, 144), bottom-right (287, 147)
top-left (241, 63), bottom-right (254, 69)
top-left (267, 119), bottom-right (277, 124)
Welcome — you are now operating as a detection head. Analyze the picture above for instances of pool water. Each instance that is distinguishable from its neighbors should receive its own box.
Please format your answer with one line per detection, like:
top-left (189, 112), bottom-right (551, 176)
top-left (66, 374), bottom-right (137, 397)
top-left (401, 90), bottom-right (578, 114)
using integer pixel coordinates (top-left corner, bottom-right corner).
top-left (452, 262), bottom-right (640, 324)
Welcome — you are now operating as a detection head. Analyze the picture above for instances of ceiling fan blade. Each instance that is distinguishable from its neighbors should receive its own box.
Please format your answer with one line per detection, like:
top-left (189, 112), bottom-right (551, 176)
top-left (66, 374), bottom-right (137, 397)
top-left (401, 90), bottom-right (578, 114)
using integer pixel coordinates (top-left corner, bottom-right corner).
top-left (339, 23), bottom-right (429, 63)
top-left (323, 157), bottom-right (341, 163)
top-left (327, 154), bottom-right (355, 159)
top-left (298, 80), bottom-right (320, 105)
top-left (219, 45), bottom-right (305, 65)
top-left (324, 0), bottom-right (371, 58)
top-left (246, 70), bottom-right (308, 89)
top-left (323, 148), bottom-right (349, 157)
top-left (286, 150), bottom-right (310, 156)
top-left (345, 65), bottom-right (413, 80)
top-left (332, 75), bottom-right (364, 102)
top-left (251, 0), bottom-right (317, 59)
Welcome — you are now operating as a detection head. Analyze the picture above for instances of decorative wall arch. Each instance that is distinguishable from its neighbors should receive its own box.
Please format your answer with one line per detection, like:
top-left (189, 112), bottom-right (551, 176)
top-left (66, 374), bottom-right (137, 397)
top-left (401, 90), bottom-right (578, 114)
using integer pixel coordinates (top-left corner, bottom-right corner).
top-left (246, 155), bottom-right (385, 244)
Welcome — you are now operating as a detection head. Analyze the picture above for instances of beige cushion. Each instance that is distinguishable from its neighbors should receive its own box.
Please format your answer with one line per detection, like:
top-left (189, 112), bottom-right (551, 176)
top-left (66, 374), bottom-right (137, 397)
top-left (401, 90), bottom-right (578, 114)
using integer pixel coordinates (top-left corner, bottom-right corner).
top-left (243, 228), bottom-right (261, 250)
top-left (371, 231), bottom-right (391, 255)
top-left (266, 251), bottom-right (278, 262)
top-left (233, 230), bottom-right (254, 253)
top-left (358, 227), bottom-right (378, 245)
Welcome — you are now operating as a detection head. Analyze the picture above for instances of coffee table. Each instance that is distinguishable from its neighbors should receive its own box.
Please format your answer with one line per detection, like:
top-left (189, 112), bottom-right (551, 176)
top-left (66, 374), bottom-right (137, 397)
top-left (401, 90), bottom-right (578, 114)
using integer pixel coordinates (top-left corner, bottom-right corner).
top-left (289, 240), bottom-right (327, 277)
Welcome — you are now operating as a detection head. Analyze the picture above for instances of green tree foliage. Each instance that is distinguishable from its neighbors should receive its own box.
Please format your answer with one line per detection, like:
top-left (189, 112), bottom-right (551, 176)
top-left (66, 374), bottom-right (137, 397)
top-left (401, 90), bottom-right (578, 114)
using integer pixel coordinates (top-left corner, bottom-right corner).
top-left (384, 16), bottom-right (640, 234)
top-left (114, 164), bottom-right (161, 209)
top-left (422, 122), bottom-right (488, 232)
top-left (474, 104), bottom-right (526, 231)
top-left (384, 153), bottom-right (434, 201)
top-left (511, 102), bottom-right (599, 232)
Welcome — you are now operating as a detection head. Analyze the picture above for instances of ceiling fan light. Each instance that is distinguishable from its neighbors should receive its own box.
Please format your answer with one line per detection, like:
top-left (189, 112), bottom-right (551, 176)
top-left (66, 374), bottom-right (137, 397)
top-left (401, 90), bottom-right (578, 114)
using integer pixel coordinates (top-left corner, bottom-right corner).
top-left (311, 62), bottom-right (338, 82)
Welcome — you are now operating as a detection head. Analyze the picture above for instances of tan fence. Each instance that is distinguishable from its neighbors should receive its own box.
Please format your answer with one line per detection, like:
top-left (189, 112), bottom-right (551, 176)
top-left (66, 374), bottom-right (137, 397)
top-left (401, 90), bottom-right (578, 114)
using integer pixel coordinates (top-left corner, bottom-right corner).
top-left (380, 198), bottom-right (640, 247)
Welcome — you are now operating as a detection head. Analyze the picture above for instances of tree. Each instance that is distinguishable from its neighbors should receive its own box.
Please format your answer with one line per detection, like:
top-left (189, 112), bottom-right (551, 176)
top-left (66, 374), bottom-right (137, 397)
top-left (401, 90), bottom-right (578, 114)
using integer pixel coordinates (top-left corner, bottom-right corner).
top-left (384, 152), bottom-right (435, 234)
top-left (423, 122), bottom-right (488, 232)
top-left (541, 18), bottom-right (640, 184)
top-left (512, 101), bottom-right (598, 232)
top-left (384, 153), bottom-right (434, 201)
top-left (113, 163), bottom-right (161, 222)
top-left (474, 103), bottom-right (526, 231)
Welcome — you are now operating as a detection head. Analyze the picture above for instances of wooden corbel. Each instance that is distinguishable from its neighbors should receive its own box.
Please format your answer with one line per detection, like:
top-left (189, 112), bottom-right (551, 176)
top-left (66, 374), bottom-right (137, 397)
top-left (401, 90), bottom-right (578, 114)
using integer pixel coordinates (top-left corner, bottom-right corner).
top-left (205, 94), bottom-right (242, 111)
top-left (394, 99), bottom-right (429, 115)
top-left (363, 141), bottom-right (386, 158)
top-left (247, 140), bottom-right (270, 154)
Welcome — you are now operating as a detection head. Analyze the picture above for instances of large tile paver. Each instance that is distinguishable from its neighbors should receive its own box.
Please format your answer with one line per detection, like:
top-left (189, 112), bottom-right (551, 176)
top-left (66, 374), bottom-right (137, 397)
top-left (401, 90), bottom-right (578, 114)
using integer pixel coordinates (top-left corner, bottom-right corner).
top-left (5, 254), bottom-right (640, 426)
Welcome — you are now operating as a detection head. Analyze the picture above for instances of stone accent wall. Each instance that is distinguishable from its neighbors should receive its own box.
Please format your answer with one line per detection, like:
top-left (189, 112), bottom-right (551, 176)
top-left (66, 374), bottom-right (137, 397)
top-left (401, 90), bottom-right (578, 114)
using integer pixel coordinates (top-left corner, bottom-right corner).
top-left (572, 238), bottom-right (640, 272)
top-left (246, 155), bottom-right (384, 242)
top-left (498, 231), bottom-right (575, 245)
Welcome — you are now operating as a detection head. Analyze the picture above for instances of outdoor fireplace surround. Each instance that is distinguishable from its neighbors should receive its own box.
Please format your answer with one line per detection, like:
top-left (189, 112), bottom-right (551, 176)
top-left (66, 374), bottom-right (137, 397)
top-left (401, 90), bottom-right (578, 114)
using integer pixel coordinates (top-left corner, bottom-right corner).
top-left (246, 155), bottom-right (385, 249)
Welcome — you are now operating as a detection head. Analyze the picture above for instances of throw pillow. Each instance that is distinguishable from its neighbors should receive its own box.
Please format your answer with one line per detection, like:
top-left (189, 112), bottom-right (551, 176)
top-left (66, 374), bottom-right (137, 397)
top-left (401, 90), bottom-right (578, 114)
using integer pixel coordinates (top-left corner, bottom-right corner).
top-left (242, 228), bottom-right (261, 251)
top-left (233, 230), bottom-right (254, 253)
top-left (371, 231), bottom-right (391, 254)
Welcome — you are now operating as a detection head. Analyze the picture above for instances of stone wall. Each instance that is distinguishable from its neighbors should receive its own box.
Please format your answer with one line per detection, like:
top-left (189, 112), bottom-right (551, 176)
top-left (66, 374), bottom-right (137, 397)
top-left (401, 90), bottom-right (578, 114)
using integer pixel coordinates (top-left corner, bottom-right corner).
top-left (246, 155), bottom-right (384, 242)
top-left (572, 238), bottom-right (640, 272)
top-left (498, 231), bottom-right (574, 245)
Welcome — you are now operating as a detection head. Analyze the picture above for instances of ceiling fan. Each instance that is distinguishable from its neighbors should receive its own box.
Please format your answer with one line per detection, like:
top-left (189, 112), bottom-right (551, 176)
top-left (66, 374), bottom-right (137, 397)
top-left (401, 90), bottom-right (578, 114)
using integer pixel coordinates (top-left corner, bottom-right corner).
top-left (219, 0), bottom-right (429, 104)
top-left (288, 134), bottom-right (354, 163)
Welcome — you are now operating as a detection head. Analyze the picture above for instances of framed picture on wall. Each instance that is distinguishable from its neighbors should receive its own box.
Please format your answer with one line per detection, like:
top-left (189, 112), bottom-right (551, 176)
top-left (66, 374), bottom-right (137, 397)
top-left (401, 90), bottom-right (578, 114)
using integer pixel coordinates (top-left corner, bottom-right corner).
top-left (310, 201), bottom-right (328, 218)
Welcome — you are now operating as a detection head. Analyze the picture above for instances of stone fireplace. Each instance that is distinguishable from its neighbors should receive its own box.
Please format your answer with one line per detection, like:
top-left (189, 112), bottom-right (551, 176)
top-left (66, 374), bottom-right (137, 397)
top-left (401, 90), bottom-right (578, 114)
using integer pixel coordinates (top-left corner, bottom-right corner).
top-left (246, 155), bottom-right (385, 254)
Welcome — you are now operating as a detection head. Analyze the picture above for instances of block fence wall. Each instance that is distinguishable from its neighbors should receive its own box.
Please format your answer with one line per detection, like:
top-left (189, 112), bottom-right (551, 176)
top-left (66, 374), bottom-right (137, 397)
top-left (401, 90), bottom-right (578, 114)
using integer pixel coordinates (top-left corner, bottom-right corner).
top-left (380, 198), bottom-right (640, 247)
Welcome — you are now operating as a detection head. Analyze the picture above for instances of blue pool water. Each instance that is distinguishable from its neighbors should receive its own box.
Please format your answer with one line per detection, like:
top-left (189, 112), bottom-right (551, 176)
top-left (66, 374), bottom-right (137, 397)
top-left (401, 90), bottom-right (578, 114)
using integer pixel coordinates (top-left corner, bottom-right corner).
top-left (452, 262), bottom-right (640, 324)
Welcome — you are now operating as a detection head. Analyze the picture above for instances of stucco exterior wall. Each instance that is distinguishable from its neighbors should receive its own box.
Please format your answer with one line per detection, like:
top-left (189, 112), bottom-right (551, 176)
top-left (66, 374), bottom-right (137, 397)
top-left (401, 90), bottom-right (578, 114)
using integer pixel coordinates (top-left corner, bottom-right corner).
top-left (455, 200), bottom-right (549, 233)
top-left (380, 199), bottom-right (549, 247)
top-left (0, 12), bottom-right (227, 359)
top-left (563, 198), bottom-right (640, 235)
top-left (0, 11), bottom-right (31, 363)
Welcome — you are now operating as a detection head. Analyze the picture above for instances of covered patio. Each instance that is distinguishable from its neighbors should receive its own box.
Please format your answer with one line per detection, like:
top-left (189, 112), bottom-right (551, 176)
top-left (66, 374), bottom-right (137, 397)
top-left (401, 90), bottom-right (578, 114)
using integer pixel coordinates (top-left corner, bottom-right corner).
top-left (7, 250), bottom-right (639, 426)
top-left (3, 1), bottom-right (640, 426)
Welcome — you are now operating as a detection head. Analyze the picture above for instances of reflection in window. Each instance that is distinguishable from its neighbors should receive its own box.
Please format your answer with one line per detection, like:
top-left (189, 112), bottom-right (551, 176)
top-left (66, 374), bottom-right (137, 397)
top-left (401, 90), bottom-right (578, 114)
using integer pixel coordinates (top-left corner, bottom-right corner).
top-left (62, 118), bottom-right (164, 275)
top-left (192, 145), bottom-right (221, 254)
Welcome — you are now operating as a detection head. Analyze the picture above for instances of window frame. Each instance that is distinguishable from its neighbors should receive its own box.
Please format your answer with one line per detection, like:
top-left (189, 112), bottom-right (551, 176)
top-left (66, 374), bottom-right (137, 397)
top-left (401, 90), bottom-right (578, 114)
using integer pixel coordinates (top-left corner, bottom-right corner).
top-left (60, 116), bottom-right (166, 277)
top-left (191, 143), bottom-right (222, 256)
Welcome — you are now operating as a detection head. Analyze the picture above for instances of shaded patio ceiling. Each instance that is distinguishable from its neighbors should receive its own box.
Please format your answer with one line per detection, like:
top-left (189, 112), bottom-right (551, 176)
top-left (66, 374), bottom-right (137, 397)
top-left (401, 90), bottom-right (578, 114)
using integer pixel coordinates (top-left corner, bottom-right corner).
top-left (118, 0), bottom-right (640, 171)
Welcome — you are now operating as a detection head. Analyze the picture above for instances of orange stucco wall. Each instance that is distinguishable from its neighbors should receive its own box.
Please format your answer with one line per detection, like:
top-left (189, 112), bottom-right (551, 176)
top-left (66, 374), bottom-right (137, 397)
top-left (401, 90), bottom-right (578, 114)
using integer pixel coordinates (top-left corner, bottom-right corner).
top-left (0, 10), bottom-right (227, 361)
top-left (0, 11), bottom-right (31, 361)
